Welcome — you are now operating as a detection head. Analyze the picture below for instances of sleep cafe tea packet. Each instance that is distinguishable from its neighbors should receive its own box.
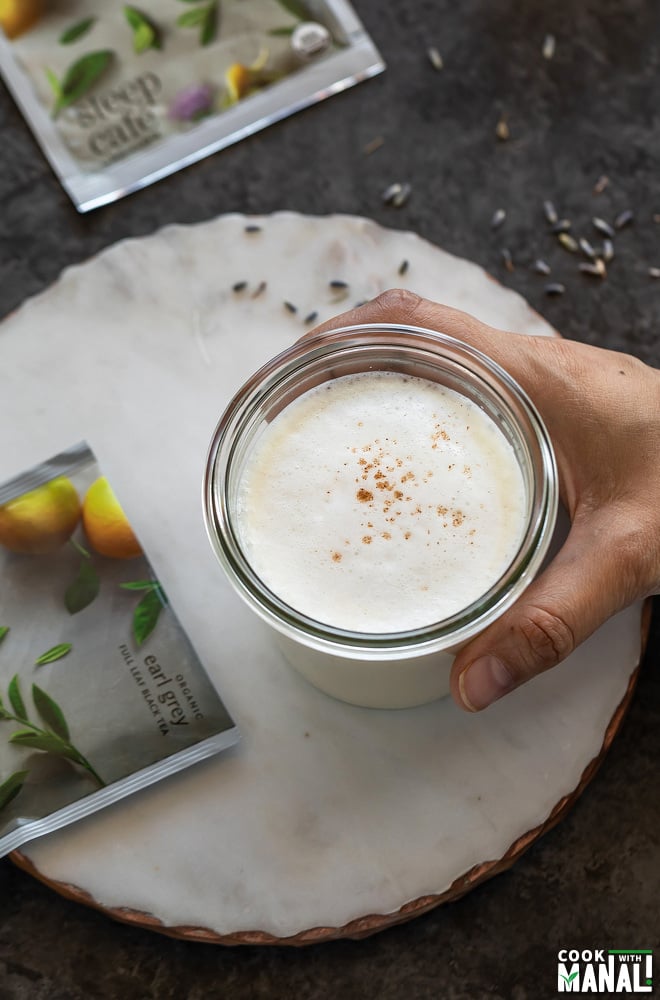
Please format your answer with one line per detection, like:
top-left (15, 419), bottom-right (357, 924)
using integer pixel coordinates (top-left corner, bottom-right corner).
top-left (0, 442), bottom-right (239, 857)
top-left (0, 0), bottom-right (384, 211)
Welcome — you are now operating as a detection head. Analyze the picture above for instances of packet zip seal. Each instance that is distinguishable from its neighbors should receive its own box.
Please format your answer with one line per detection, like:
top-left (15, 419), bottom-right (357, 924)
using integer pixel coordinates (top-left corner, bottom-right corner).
top-left (0, 729), bottom-right (238, 858)
top-left (0, 0), bottom-right (385, 213)
top-left (0, 441), bottom-right (93, 506)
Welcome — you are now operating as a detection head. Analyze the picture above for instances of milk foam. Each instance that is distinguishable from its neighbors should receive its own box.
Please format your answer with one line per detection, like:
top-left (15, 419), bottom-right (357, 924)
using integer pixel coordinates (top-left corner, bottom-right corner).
top-left (236, 371), bottom-right (527, 633)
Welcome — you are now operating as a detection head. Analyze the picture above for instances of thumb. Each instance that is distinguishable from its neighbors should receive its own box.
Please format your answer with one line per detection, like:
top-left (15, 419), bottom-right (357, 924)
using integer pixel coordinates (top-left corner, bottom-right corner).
top-left (450, 510), bottom-right (632, 711)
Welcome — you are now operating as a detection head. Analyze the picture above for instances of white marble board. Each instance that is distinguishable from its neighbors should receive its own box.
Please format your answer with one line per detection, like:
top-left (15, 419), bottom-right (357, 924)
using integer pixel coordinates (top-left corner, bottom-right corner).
top-left (0, 213), bottom-right (643, 941)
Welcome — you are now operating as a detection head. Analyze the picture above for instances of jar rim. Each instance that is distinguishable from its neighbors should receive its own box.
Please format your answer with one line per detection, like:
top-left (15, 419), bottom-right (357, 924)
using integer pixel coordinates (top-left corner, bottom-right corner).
top-left (203, 324), bottom-right (558, 660)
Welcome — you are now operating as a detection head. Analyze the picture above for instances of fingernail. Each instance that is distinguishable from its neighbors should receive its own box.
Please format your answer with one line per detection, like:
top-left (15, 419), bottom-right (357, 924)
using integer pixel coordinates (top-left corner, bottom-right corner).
top-left (458, 656), bottom-right (516, 711)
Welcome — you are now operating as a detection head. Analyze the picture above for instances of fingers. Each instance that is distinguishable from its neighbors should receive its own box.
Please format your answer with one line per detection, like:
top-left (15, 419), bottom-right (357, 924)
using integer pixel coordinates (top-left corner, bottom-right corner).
top-left (306, 289), bottom-right (498, 348)
top-left (450, 508), bottom-right (637, 711)
top-left (303, 289), bottom-right (546, 389)
top-left (300, 290), bottom-right (657, 712)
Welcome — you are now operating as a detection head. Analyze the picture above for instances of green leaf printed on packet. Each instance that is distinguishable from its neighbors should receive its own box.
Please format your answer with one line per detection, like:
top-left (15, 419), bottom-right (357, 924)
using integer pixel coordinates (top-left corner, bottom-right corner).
top-left (177, 1), bottom-right (218, 46)
top-left (273, 0), bottom-right (307, 20)
top-left (48, 50), bottom-right (114, 118)
top-left (59, 18), bottom-right (96, 46)
top-left (0, 771), bottom-right (29, 813)
top-left (1, 676), bottom-right (105, 787)
top-left (201, 3), bottom-right (218, 46)
top-left (132, 586), bottom-right (168, 646)
top-left (7, 675), bottom-right (27, 720)
top-left (32, 684), bottom-right (70, 742)
top-left (65, 559), bottom-right (100, 615)
top-left (177, 9), bottom-right (207, 28)
top-left (124, 7), bottom-right (161, 54)
top-left (35, 643), bottom-right (72, 666)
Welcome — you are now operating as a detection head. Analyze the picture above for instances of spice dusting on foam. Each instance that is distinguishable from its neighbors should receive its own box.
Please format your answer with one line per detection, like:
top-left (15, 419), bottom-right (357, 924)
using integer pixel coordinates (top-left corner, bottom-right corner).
top-left (344, 428), bottom-right (473, 549)
top-left (235, 371), bottom-right (527, 633)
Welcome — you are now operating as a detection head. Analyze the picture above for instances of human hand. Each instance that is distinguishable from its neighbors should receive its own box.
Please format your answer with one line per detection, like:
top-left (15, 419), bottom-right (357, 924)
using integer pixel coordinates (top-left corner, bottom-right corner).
top-left (306, 290), bottom-right (660, 711)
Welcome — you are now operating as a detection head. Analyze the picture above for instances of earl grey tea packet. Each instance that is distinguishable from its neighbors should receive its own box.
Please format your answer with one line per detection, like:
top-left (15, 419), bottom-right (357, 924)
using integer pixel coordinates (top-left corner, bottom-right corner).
top-left (0, 442), bottom-right (239, 857)
top-left (0, 0), bottom-right (383, 211)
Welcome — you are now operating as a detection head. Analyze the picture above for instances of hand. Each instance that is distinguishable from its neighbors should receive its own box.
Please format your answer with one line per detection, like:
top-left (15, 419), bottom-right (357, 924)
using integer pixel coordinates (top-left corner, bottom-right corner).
top-left (306, 290), bottom-right (660, 711)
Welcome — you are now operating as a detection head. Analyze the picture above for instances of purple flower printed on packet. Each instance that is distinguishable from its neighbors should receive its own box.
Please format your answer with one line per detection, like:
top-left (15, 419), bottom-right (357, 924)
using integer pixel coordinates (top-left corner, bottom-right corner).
top-left (168, 82), bottom-right (214, 123)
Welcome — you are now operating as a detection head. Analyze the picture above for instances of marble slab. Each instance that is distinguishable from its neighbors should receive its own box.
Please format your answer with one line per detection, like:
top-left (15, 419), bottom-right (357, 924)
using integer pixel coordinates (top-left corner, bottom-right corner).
top-left (0, 213), bottom-right (643, 941)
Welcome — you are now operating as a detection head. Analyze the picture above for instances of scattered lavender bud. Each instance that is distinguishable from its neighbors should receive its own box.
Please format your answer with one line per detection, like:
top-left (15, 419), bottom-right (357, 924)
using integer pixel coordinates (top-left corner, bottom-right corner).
top-left (363, 136), bottom-right (385, 155)
top-left (543, 200), bottom-right (558, 224)
top-left (542, 34), bottom-right (556, 60)
top-left (382, 182), bottom-right (411, 207)
top-left (427, 46), bottom-right (443, 71)
top-left (592, 217), bottom-right (615, 238)
top-left (501, 248), bottom-right (514, 272)
top-left (578, 260), bottom-right (606, 278)
top-left (495, 116), bottom-right (510, 140)
top-left (578, 237), bottom-right (597, 260)
top-left (491, 208), bottom-right (506, 230)
top-left (614, 209), bottom-right (634, 230)
top-left (558, 232), bottom-right (579, 253)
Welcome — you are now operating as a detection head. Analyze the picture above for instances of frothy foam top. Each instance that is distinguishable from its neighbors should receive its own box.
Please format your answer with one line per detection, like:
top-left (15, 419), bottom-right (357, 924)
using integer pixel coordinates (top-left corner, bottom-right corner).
top-left (235, 371), bottom-right (527, 633)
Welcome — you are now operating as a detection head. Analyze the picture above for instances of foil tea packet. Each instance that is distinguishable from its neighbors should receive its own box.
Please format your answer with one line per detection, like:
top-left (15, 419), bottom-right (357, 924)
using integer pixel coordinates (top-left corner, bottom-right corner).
top-left (0, 442), bottom-right (239, 857)
top-left (0, 0), bottom-right (384, 212)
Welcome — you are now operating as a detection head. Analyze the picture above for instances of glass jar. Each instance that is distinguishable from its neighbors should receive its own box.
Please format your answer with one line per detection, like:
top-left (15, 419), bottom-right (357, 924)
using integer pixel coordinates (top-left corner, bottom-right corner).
top-left (203, 324), bottom-right (558, 709)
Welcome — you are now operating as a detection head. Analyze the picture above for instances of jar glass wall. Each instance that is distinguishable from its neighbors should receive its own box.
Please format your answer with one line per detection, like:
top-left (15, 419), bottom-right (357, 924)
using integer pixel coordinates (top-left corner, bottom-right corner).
top-left (203, 324), bottom-right (558, 707)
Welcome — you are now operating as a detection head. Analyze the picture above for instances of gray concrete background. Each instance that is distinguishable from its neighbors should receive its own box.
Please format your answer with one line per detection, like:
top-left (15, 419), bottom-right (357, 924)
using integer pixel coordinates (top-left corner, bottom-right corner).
top-left (0, 1), bottom-right (658, 997)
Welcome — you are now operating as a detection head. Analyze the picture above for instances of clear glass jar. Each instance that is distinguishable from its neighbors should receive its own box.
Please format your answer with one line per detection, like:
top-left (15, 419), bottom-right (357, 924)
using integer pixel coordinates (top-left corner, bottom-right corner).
top-left (203, 324), bottom-right (558, 709)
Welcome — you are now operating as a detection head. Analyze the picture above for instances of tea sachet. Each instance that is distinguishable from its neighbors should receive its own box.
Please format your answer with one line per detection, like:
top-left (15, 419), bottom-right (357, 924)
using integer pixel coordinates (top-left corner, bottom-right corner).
top-left (0, 0), bottom-right (384, 210)
top-left (0, 442), bottom-right (239, 857)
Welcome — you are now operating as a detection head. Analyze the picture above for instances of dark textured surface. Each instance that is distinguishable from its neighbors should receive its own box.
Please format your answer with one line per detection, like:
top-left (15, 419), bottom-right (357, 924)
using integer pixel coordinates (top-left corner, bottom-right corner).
top-left (0, 1), bottom-right (658, 997)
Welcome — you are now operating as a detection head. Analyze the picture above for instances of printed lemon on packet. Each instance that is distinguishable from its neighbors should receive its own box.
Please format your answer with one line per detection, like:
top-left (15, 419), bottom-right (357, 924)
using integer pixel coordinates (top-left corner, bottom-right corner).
top-left (0, 0), bottom-right (43, 39)
top-left (82, 476), bottom-right (143, 559)
top-left (0, 476), bottom-right (81, 554)
top-left (225, 49), bottom-right (269, 104)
